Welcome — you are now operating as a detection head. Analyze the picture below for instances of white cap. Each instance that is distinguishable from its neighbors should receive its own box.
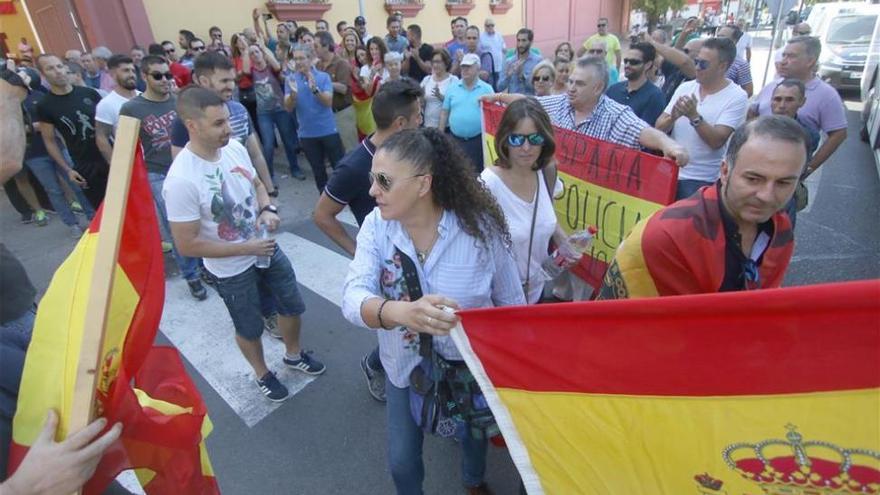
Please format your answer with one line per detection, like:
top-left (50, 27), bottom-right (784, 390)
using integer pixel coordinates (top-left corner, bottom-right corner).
top-left (461, 53), bottom-right (480, 66)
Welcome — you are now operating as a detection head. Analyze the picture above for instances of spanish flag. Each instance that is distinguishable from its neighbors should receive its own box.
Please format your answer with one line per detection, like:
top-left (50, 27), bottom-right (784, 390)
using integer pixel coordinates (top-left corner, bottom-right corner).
top-left (453, 280), bottom-right (880, 494)
top-left (7, 134), bottom-right (219, 493)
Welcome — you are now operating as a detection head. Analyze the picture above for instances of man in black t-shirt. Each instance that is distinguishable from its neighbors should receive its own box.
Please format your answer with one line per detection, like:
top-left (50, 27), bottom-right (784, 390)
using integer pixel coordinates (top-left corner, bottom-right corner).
top-left (312, 80), bottom-right (423, 402)
top-left (404, 25), bottom-right (434, 83)
top-left (34, 54), bottom-right (109, 209)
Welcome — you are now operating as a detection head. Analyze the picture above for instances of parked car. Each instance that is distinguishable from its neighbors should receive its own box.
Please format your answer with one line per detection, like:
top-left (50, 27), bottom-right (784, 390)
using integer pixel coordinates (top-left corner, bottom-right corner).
top-left (860, 13), bottom-right (880, 168)
top-left (817, 10), bottom-right (879, 90)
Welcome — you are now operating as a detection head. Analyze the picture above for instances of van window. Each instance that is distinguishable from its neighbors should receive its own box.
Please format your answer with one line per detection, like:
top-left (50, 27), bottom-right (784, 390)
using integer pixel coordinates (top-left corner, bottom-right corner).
top-left (827, 14), bottom-right (878, 44)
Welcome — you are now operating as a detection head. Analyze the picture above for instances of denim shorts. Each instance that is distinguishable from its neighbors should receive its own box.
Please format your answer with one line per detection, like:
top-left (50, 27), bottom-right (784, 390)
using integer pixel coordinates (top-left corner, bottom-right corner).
top-left (213, 247), bottom-right (306, 341)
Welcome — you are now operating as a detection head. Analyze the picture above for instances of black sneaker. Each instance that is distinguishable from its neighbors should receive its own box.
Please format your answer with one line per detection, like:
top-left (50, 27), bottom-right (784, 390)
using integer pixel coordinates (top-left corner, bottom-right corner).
top-left (360, 353), bottom-right (386, 402)
top-left (283, 351), bottom-right (326, 375)
top-left (200, 268), bottom-right (216, 287)
top-left (256, 371), bottom-right (289, 402)
top-left (187, 279), bottom-right (208, 300)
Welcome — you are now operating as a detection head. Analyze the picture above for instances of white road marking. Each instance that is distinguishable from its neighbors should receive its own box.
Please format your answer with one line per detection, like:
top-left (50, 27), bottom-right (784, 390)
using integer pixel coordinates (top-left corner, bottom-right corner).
top-left (159, 232), bottom-right (351, 427)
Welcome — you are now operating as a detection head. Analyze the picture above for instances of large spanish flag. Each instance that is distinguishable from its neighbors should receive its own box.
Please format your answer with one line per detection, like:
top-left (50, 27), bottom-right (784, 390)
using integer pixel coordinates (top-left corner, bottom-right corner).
top-left (453, 280), bottom-right (880, 494)
top-left (7, 137), bottom-right (218, 493)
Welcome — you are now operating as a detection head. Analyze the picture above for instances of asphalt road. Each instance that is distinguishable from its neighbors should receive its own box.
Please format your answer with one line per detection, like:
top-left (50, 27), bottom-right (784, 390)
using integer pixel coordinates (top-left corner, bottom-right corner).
top-left (2, 33), bottom-right (877, 494)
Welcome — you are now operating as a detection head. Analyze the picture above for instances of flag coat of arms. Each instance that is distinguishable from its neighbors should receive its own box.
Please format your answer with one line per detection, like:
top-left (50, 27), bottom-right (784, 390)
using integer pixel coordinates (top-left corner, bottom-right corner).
top-left (452, 280), bottom-right (880, 494)
top-left (7, 119), bottom-right (219, 494)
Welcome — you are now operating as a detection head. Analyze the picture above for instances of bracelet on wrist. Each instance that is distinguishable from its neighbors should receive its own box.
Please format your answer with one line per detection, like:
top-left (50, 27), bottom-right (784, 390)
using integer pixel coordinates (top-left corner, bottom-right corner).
top-left (377, 299), bottom-right (392, 330)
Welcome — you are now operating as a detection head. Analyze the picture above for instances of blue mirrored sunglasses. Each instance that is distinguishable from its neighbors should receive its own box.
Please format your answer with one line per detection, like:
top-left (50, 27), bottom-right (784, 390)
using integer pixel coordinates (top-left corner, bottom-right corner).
top-left (507, 133), bottom-right (546, 147)
top-left (694, 58), bottom-right (710, 70)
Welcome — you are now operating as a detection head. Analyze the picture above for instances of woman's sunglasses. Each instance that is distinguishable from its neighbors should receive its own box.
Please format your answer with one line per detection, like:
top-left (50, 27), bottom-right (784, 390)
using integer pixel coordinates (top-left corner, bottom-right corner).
top-left (532, 75), bottom-right (552, 82)
top-left (368, 171), bottom-right (426, 192)
top-left (507, 133), bottom-right (546, 147)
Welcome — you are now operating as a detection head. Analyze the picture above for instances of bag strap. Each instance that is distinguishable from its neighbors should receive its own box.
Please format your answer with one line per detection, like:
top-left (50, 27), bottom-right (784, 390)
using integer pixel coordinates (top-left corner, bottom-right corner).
top-left (522, 173), bottom-right (540, 298)
top-left (395, 246), bottom-right (431, 357)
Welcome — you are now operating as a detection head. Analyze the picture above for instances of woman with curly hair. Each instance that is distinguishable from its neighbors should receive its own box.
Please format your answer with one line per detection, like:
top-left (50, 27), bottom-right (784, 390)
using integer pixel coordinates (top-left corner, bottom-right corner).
top-left (554, 41), bottom-right (574, 62)
top-left (481, 98), bottom-right (580, 303)
top-left (342, 127), bottom-right (523, 494)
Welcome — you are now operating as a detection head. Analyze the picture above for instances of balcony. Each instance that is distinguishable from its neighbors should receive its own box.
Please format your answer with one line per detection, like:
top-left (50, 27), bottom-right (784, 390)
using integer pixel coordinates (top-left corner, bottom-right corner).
top-left (265, 1), bottom-right (332, 22)
top-left (445, 0), bottom-right (474, 16)
top-left (384, 0), bottom-right (424, 18)
top-left (489, 0), bottom-right (513, 15)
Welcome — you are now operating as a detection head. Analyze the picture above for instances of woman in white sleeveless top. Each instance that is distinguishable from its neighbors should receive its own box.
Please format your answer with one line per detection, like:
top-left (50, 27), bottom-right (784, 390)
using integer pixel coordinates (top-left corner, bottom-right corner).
top-left (480, 98), bottom-right (579, 303)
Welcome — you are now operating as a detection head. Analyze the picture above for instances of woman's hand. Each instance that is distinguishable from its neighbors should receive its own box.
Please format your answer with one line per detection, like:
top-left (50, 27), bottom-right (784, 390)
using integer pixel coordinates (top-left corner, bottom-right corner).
top-left (390, 295), bottom-right (460, 336)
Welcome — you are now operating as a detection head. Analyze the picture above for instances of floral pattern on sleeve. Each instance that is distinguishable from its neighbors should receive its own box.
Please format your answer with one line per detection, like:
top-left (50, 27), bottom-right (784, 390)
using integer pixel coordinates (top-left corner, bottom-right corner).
top-left (380, 250), bottom-right (420, 352)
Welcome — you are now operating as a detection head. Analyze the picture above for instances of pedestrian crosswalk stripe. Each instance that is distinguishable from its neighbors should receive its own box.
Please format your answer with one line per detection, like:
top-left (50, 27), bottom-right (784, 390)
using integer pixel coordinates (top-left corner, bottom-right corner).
top-left (159, 231), bottom-right (351, 427)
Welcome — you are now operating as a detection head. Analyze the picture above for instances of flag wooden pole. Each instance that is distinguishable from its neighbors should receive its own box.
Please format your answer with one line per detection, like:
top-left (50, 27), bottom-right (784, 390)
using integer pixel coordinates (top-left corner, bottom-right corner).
top-left (67, 116), bottom-right (141, 454)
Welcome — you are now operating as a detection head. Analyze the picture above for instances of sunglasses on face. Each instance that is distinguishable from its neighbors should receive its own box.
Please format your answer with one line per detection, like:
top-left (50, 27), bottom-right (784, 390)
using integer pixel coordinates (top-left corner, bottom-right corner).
top-left (507, 133), bottom-right (546, 147)
top-left (368, 171), bottom-right (426, 192)
top-left (623, 58), bottom-right (644, 66)
top-left (149, 72), bottom-right (174, 81)
top-left (694, 58), bottom-right (710, 70)
top-left (533, 75), bottom-right (552, 82)
top-left (486, 24), bottom-right (495, 28)
top-left (598, 24), bottom-right (607, 28)
top-left (164, 49), bottom-right (175, 54)
top-left (192, 46), bottom-right (206, 51)
top-left (588, 49), bottom-right (605, 54)
top-left (796, 30), bottom-right (811, 35)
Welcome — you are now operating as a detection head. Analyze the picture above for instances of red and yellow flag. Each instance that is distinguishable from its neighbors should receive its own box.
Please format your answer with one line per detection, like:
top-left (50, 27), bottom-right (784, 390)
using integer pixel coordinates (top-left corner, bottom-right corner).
top-left (453, 280), bottom-right (880, 494)
top-left (8, 145), bottom-right (219, 494)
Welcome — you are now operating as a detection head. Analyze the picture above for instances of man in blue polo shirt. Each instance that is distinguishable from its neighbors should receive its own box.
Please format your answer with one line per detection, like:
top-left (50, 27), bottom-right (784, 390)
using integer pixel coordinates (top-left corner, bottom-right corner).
top-left (606, 42), bottom-right (665, 126)
top-left (312, 79), bottom-right (423, 402)
top-left (438, 53), bottom-right (493, 173)
top-left (284, 42), bottom-right (344, 192)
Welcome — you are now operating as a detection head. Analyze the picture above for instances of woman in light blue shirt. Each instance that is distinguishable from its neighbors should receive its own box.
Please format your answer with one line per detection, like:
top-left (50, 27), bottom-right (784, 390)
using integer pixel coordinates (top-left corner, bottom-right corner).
top-left (342, 127), bottom-right (524, 494)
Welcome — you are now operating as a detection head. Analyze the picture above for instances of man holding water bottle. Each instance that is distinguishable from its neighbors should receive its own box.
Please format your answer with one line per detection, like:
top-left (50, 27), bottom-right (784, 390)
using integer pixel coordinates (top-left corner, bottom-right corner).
top-left (164, 86), bottom-right (325, 403)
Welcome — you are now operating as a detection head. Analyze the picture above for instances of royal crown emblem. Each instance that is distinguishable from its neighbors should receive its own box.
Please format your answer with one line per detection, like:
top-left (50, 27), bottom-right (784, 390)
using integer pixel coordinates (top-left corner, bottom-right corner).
top-left (719, 424), bottom-right (880, 494)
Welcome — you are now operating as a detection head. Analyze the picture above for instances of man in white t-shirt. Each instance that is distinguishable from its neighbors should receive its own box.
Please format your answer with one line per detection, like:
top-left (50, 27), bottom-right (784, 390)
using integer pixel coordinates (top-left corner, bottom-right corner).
top-left (94, 54), bottom-right (140, 164)
top-left (163, 87), bottom-right (326, 402)
top-left (656, 37), bottom-right (747, 200)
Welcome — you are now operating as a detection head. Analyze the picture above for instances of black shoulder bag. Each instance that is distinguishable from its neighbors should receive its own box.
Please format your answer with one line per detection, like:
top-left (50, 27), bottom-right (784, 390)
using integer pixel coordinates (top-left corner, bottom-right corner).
top-left (397, 246), bottom-right (499, 440)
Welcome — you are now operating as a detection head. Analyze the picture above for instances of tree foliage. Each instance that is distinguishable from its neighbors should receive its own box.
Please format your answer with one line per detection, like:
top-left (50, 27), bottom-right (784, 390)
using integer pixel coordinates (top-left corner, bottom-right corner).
top-left (632, 0), bottom-right (687, 29)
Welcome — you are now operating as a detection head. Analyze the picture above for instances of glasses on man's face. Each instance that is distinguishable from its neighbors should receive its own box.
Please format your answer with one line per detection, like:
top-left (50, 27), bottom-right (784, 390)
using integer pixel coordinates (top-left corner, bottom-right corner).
top-left (507, 133), bottom-right (546, 147)
top-left (149, 72), bottom-right (175, 81)
top-left (796, 30), bottom-right (811, 35)
top-left (485, 24), bottom-right (495, 28)
top-left (694, 58), bottom-right (711, 70)
top-left (533, 75), bottom-right (552, 82)
top-left (164, 48), bottom-right (175, 54)
top-left (598, 24), bottom-right (607, 28)
top-left (368, 171), bottom-right (426, 192)
top-left (588, 49), bottom-right (605, 55)
top-left (192, 46), bottom-right (206, 52)
top-left (623, 58), bottom-right (644, 66)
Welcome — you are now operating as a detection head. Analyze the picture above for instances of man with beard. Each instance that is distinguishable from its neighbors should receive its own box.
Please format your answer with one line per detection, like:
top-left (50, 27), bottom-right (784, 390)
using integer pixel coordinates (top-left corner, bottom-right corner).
top-left (596, 116), bottom-right (805, 299)
top-left (95, 54), bottom-right (140, 165)
top-left (120, 55), bottom-right (208, 300)
top-left (497, 28), bottom-right (542, 95)
top-left (606, 42), bottom-right (665, 126)
top-left (35, 54), bottom-right (109, 209)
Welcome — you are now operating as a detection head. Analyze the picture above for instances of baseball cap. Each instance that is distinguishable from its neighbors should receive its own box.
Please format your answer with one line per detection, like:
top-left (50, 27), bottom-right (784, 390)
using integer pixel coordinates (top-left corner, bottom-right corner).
top-left (461, 53), bottom-right (480, 66)
top-left (355, 16), bottom-right (366, 25)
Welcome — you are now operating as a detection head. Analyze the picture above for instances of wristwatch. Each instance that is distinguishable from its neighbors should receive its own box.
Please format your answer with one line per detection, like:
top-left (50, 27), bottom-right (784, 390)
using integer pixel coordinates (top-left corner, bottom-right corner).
top-left (689, 115), bottom-right (704, 127)
top-left (311, 87), bottom-right (320, 95)
top-left (260, 204), bottom-right (278, 215)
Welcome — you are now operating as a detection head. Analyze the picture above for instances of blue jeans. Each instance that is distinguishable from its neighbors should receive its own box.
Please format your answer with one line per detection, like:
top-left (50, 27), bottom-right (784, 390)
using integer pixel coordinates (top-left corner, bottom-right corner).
top-left (0, 306), bottom-right (35, 478)
top-left (213, 247), bottom-right (306, 341)
top-left (257, 109), bottom-right (302, 179)
top-left (148, 172), bottom-right (199, 281)
top-left (676, 179), bottom-right (714, 201)
top-left (24, 155), bottom-right (94, 225)
top-left (386, 378), bottom-right (487, 494)
top-left (300, 133), bottom-right (344, 192)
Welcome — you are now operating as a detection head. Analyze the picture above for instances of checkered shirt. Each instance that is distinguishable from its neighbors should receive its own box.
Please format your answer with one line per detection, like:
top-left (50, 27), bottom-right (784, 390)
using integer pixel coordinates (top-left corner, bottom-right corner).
top-left (536, 94), bottom-right (647, 149)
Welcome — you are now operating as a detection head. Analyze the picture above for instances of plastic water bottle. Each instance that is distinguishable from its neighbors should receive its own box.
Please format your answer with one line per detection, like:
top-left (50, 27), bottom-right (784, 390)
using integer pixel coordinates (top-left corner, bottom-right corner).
top-left (255, 224), bottom-right (271, 269)
top-left (540, 226), bottom-right (597, 279)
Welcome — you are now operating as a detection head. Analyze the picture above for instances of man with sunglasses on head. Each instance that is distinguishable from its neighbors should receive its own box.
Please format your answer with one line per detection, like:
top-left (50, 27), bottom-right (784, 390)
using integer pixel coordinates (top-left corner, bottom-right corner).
top-left (656, 37), bottom-right (747, 200)
top-left (120, 55), bottom-right (207, 300)
top-left (606, 42), bottom-right (665, 127)
top-left (313, 80), bottom-right (423, 403)
top-left (577, 17), bottom-right (621, 70)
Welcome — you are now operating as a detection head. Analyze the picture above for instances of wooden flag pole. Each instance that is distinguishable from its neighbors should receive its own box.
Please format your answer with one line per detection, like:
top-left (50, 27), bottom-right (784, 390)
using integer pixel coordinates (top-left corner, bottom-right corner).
top-left (67, 116), bottom-right (141, 453)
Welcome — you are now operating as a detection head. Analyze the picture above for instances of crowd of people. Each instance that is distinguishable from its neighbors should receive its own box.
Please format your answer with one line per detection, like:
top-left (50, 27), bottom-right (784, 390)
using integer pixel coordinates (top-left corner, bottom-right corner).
top-left (0, 7), bottom-right (851, 494)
